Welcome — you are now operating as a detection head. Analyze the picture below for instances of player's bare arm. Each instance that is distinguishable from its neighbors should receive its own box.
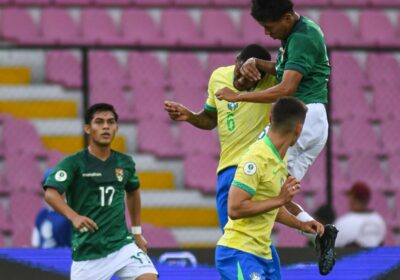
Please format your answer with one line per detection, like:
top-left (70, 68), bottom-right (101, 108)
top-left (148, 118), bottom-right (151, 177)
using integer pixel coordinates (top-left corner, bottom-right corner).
top-left (126, 188), bottom-right (148, 253)
top-left (276, 206), bottom-right (324, 237)
top-left (240, 58), bottom-right (277, 82)
top-left (164, 100), bottom-right (217, 129)
top-left (215, 70), bottom-right (302, 103)
top-left (228, 176), bottom-right (300, 220)
top-left (44, 188), bottom-right (98, 233)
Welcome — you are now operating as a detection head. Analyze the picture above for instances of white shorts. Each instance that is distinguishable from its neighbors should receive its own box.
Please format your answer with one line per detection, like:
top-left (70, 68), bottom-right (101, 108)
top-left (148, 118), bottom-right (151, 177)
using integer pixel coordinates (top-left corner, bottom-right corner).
top-left (260, 103), bottom-right (328, 180)
top-left (71, 243), bottom-right (158, 280)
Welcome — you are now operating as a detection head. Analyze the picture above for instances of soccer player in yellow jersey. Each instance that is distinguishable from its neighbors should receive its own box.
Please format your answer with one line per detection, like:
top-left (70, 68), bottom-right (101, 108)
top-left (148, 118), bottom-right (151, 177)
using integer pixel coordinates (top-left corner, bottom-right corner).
top-left (216, 97), bottom-right (324, 280)
top-left (164, 44), bottom-right (276, 230)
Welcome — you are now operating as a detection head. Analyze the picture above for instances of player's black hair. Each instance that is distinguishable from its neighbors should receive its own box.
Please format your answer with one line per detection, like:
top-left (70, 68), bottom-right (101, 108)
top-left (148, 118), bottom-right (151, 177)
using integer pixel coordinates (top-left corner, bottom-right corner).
top-left (251, 0), bottom-right (294, 22)
top-left (85, 103), bottom-right (119, 124)
top-left (271, 97), bottom-right (307, 133)
top-left (237, 44), bottom-right (271, 64)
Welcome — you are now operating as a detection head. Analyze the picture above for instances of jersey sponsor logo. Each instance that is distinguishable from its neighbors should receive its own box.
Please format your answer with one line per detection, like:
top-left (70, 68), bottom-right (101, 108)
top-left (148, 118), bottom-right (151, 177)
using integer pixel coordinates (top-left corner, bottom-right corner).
top-left (55, 170), bottom-right (67, 182)
top-left (115, 168), bottom-right (124, 182)
top-left (82, 172), bottom-right (102, 177)
top-left (227, 102), bottom-right (238, 112)
top-left (250, 272), bottom-right (261, 280)
top-left (243, 162), bottom-right (257, 175)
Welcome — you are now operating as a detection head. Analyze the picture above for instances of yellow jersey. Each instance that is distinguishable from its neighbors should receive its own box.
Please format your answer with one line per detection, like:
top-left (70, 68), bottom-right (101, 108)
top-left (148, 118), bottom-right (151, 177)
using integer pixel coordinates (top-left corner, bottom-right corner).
top-left (205, 65), bottom-right (277, 173)
top-left (217, 135), bottom-right (288, 259)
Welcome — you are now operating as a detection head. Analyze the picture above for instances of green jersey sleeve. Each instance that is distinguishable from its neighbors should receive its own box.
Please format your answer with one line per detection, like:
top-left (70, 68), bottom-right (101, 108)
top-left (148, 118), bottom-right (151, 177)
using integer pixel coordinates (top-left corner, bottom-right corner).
top-left (285, 33), bottom-right (317, 76)
top-left (44, 157), bottom-right (76, 194)
top-left (125, 157), bottom-right (140, 192)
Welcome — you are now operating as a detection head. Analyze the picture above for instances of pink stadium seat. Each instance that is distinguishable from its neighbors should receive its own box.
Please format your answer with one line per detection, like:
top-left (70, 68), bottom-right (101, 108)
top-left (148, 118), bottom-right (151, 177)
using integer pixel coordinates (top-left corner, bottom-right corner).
top-left (332, 157), bottom-right (350, 192)
top-left (381, 119), bottom-right (400, 154)
top-left (0, 8), bottom-right (41, 44)
top-left (206, 53), bottom-right (235, 77)
top-left (95, 0), bottom-right (131, 4)
top-left (333, 188), bottom-right (349, 216)
top-left (335, 118), bottom-right (382, 156)
top-left (184, 154), bottom-right (217, 193)
top-left (371, 0), bottom-right (400, 6)
top-left (14, 0), bottom-right (50, 4)
top-left (0, 208), bottom-right (11, 232)
top-left (331, 0), bottom-right (369, 7)
top-left (330, 52), bottom-right (367, 89)
top-left (180, 123), bottom-right (219, 157)
top-left (371, 84), bottom-right (400, 120)
top-left (45, 150), bottom-right (64, 169)
top-left (301, 151), bottom-right (326, 192)
top-left (212, 0), bottom-right (249, 6)
top-left (130, 85), bottom-right (166, 120)
top-left (89, 51), bottom-right (128, 88)
top-left (41, 8), bottom-right (82, 45)
top-left (172, 86), bottom-right (207, 112)
top-left (81, 8), bottom-right (126, 45)
top-left (359, 10), bottom-right (399, 47)
top-left (160, 9), bottom-right (203, 47)
top-left (319, 10), bottom-right (360, 47)
top-left (46, 51), bottom-right (82, 88)
top-left (293, 0), bottom-right (329, 6)
top-left (388, 155), bottom-right (400, 189)
top-left (274, 223), bottom-right (307, 247)
top-left (137, 119), bottom-right (183, 158)
top-left (330, 85), bottom-right (371, 121)
top-left (200, 10), bottom-right (241, 47)
top-left (9, 193), bottom-right (43, 247)
top-left (240, 11), bottom-right (278, 47)
top-left (167, 53), bottom-right (207, 89)
top-left (128, 52), bottom-right (167, 89)
top-left (366, 53), bottom-right (400, 89)
top-left (90, 85), bottom-right (135, 121)
top-left (54, 0), bottom-right (91, 5)
top-left (173, 0), bottom-right (210, 6)
top-left (347, 154), bottom-right (388, 190)
top-left (134, 0), bottom-right (171, 6)
top-left (2, 117), bottom-right (47, 157)
top-left (3, 153), bottom-right (43, 193)
top-left (121, 9), bottom-right (162, 46)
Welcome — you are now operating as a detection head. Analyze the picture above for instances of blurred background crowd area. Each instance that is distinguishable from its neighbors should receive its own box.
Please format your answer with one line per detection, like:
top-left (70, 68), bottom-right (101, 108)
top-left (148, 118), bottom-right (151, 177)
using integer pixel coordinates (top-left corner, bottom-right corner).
top-left (0, 0), bottom-right (399, 250)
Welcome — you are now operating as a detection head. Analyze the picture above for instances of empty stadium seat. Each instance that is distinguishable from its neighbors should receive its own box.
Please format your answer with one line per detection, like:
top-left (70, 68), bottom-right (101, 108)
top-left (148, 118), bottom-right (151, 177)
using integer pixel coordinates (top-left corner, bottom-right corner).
top-left (240, 11), bottom-right (278, 47)
top-left (172, 86), bottom-right (207, 111)
top-left (301, 151), bottom-right (326, 192)
top-left (89, 51), bottom-right (128, 88)
top-left (274, 223), bottom-right (307, 247)
top-left (331, 0), bottom-right (369, 7)
top-left (330, 52), bottom-right (368, 89)
top-left (46, 51), bottom-right (82, 88)
top-left (54, 0), bottom-right (91, 5)
top-left (81, 8), bottom-right (126, 45)
top-left (388, 155), bottom-right (400, 189)
top-left (206, 53), bottom-right (235, 77)
top-left (359, 10), bottom-right (399, 47)
top-left (167, 53), bottom-right (207, 89)
top-left (212, 0), bottom-right (249, 6)
top-left (173, 0), bottom-right (210, 6)
top-left (0, 208), bottom-right (11, 232)
top-left (95, 0), bottom-right (131, 5)
top-left (294, 0), bottom-right (329, 6)
top-left (121, 9), bottom-right (162, 46)
top-left (0, 8), bottom-right (41, 44)
top-left (45, 150), bottom-right (64, 169)
top-left (180, 122), bottom-right (219, 157)
top-left (40, 8), bottom-right (82, 45)
top-left (128, 52), bottom-right (167, 89)
top-left (381, 119), bottom-right (400, 154)
top-left (160, 9), bottom-right (203, 47)
top-left (200, 10), bottom-right (241, 47)
top-left (366, 53), bottom-right (400, 90)
top-left (184, 154), bottom-right (217, 193)
top-left (135, 0), bottom-right (171, 6)
top-left (130, 85), bottom-right (166, 120)
top-left (137, 119), bottom-right (183, 158)
top-left (319, 10), bottom-right (360, 47)
top-left (14, 0), bottom-right (50, 5)
top-left (371, 0), bottom-right (400, 6)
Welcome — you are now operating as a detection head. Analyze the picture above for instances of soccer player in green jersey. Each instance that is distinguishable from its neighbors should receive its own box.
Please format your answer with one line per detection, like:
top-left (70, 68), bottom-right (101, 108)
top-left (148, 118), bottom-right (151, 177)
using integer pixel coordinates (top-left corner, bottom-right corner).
top-left (215, 0), bottom-right (337, 275)
top-left (216, 97), bottom-right (323, 280)
top-left (44, 103), bottom-right (158, 280)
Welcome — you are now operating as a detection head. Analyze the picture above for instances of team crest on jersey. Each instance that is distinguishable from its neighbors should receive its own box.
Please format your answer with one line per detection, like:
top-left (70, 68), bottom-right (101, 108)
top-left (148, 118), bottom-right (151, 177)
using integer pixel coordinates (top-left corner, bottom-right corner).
top-left (115, 168), bottom-right (124, 182)
top-left (227, 102), bottom-right (238, 112)
top-left (243, 162), bottom-right (257, 175)
top-left (250, 272), bottom-right (261, 280)
top-left (55, 170), bottom-right (67, 182)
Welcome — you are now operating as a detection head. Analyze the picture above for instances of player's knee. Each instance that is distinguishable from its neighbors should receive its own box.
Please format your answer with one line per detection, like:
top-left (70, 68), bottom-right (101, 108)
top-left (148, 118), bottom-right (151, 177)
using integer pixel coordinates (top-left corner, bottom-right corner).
top-left (135, 273), bottom-right (158, 280)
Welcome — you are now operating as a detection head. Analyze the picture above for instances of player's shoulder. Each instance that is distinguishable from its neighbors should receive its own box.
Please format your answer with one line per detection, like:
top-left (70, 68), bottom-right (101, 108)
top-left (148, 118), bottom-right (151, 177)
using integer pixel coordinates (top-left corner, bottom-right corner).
top-left (112, 150), bottom-right (135, 164)
top-left (210, 65), bottom-right (235, 81)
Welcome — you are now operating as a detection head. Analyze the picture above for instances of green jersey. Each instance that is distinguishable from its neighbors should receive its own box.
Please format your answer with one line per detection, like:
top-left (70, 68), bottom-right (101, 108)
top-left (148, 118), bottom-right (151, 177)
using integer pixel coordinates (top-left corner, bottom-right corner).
top-left (276, 16), bottom-right (330, 104)
top-left (44, 149), bottom-right (140, 261)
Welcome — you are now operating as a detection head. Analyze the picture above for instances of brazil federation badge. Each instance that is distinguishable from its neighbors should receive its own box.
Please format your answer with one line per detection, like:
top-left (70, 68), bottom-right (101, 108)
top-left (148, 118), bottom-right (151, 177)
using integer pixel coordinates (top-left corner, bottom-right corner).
top-left (250, 272), bottom-right (261, 280)
top-left (227, 102), bottom-right (238, 112)
top-left (244, 162), bottom-right (257, 176)
top-left (115, 168), bottom-right (124, 182)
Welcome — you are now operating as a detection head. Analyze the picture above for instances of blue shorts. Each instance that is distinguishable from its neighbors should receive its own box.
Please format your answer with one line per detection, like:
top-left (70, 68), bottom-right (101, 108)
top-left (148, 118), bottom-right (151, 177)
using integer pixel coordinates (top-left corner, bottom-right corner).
top-left (215, 245), bottom-right (281, 280)
top-left (216, 166), bottom-right (237, 231)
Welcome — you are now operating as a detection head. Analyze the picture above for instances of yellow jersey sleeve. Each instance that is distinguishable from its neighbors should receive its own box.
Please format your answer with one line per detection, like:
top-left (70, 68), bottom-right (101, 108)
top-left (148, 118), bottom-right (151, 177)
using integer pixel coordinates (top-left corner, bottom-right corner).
top-left (205, 69), bottom-right (218, 112)
top-left (231, 150), bottom-right (264, 196)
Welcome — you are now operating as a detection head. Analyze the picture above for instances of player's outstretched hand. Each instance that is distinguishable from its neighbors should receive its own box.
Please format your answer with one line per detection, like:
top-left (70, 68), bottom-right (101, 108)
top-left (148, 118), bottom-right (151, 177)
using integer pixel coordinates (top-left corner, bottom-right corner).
top-left (134, 234), bottom-right (148, 254)
top-left (279, 176), bottom-right (300, 204)
top-left (240, 58), bottom-right (261, 82)
top-left (164, 101), bottom-right (192, 121)
top-left (71, 215), bottom-right (98, 233)
top-left (215, 87), bottom-right (238, 102)
top-left (300, 220), bottom-right (325, 237)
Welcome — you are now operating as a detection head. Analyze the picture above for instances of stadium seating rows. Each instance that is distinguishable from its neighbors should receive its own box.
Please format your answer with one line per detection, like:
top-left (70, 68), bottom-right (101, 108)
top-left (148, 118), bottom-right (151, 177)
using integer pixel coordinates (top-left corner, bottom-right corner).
top-left (1, 8), bottom-right (400, 47)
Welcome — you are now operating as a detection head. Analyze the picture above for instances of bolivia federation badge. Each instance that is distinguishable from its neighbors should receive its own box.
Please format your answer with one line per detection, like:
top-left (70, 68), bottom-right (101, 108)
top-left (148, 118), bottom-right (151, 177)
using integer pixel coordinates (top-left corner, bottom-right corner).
top-left (115, 168), bottom-right (124, 182)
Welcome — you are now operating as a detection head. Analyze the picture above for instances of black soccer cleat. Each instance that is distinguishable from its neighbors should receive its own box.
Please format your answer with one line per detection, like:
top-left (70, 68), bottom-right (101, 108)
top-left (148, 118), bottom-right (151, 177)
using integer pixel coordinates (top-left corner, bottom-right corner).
top-left (315, 224), bottom-right (339, 276)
